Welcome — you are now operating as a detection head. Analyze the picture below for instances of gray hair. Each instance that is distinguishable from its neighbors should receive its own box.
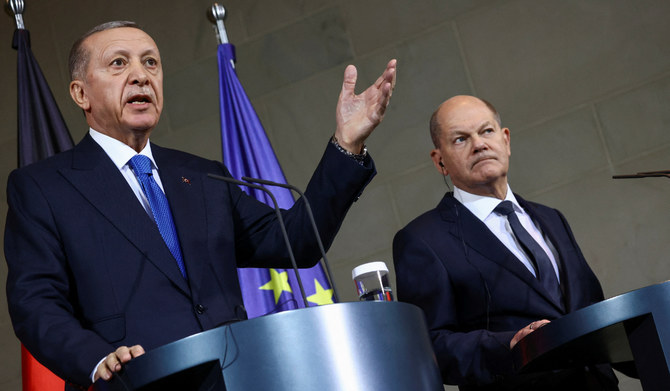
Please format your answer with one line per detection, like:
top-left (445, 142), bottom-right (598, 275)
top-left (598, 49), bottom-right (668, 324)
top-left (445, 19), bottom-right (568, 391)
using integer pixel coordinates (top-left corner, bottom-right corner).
top-left (68, 21), bottom-right (142, 81)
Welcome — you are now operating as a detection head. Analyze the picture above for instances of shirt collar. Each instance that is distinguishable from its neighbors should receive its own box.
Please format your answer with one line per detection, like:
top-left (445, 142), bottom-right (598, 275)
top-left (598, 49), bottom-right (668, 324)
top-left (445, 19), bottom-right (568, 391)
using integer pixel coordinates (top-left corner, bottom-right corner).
top-left (89, 128), bottom-right (157, 170)
top-left (453, 184), bottom-right (521, 222)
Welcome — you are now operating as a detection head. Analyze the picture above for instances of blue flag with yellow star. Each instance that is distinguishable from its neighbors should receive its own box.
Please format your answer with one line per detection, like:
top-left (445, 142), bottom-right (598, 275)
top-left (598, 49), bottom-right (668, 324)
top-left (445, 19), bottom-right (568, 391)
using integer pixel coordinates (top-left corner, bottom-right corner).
top-left (217, 43), bottom-right (335, 318)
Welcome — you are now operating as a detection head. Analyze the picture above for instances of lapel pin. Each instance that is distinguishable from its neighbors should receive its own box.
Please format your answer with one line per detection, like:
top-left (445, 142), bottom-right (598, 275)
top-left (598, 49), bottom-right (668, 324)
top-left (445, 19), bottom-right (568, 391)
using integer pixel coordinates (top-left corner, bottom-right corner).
top-left (181, 176), bottom-right (191, 184)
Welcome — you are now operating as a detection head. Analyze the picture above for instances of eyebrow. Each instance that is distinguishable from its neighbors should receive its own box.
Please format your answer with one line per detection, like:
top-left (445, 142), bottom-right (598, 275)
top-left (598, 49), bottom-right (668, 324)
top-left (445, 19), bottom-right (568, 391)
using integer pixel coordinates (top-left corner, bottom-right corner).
top-left (477, 121), bottom-right (496, 131)
top-left (447, 120), bottom-right (496, 136)
top-left (103, 47), bottom-right (159, 59)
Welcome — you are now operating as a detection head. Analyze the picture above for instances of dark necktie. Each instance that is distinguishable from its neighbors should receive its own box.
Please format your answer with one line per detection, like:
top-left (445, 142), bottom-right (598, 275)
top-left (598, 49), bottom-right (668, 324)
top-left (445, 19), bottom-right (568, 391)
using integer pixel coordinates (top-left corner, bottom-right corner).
top-left (128, 155), bottom-right (187, 279)
top-left (494, 201), bottom-right (561, 303)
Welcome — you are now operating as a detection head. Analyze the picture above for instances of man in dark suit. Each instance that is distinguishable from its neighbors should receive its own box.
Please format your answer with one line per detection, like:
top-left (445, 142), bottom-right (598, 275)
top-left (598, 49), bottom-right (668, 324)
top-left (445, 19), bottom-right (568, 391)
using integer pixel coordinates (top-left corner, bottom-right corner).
top-left (4, 21), bottom-right (396, 389)
top-left (393, 95), bottom-right (618, 390)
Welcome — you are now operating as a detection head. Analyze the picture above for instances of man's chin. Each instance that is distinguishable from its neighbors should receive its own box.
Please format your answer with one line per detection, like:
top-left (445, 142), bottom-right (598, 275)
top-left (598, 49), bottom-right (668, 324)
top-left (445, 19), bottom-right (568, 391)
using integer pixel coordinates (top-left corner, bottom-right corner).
top-left (471, 167), bottom-right (507, 184)
top-left (124, 118), bottom-right (159, 133)
top-left (471, 158), bottom-right (497, 169)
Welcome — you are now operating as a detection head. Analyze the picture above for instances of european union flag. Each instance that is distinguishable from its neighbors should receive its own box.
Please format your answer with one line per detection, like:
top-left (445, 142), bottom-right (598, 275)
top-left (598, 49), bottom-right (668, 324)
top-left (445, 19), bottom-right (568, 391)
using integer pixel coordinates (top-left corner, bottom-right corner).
top-left (216, 42), bottom-right (335, 318)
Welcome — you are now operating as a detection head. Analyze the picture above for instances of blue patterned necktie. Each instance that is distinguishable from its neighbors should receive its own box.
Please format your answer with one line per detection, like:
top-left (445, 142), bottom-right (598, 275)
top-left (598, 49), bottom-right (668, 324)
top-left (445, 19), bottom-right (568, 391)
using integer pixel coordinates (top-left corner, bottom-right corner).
top-left (128, 155), bottom-right (187, 279)
top-left (494, 201), bottom-right (561, 304)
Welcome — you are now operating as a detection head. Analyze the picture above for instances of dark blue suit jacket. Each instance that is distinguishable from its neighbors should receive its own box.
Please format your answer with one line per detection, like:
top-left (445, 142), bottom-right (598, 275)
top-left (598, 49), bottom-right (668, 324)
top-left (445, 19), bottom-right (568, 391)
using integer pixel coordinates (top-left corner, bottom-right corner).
top-left (393, 192), bottom-right (616, 389)
top-left (5, 134), bottom-right (374, 388)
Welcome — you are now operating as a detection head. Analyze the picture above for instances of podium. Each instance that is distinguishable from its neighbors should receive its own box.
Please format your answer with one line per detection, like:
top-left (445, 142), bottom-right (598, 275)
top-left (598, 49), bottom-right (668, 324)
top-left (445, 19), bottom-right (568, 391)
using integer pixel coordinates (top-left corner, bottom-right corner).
top-left (513, 280), bottom-right (670, 390)
top-left (93, 301), bottom-right (442, 390)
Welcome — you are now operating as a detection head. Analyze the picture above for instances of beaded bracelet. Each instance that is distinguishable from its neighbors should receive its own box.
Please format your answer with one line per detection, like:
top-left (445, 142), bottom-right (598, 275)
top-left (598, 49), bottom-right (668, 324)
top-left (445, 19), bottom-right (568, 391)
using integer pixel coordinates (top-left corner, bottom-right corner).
top-left (330, 136), bottom-right (367, 165)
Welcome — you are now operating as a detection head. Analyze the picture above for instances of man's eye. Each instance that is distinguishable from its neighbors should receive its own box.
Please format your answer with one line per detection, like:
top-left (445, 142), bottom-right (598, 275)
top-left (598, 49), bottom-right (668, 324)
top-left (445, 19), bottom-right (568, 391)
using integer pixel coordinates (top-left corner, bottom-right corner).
top-left (483, 128), bottom-right (494, 134)
top-left (454, 137), bottom-right (465, 144)
top-left (145, 58), bottom-right (158, 67)
top-left (111, 58), bottom-right (125, 66)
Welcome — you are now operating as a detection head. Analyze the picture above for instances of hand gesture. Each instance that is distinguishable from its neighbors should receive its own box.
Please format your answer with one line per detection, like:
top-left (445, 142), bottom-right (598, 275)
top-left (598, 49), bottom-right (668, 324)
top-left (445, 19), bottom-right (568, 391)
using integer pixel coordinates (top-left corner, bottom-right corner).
top-left (334, 59), bottom-right (397, 153)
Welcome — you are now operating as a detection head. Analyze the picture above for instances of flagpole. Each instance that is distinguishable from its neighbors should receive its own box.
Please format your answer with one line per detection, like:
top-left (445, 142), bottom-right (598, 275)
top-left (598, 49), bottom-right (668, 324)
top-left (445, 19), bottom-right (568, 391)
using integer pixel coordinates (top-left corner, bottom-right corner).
top-left (6, 0), bottom-right (26, 29)
top-left (207, 3), bottom-right (229, 44)
top-left (9, 2), bottom-right (72, 389)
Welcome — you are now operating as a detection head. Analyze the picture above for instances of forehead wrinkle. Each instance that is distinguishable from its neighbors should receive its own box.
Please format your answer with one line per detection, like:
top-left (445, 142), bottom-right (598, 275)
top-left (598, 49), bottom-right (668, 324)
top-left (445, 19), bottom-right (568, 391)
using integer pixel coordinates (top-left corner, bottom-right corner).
top-left (88, 30), bottom-right (157, 54)
top-left (101, 45), bottom-right (159, 58)
top-left (100, 47), bottom-right (130, 59)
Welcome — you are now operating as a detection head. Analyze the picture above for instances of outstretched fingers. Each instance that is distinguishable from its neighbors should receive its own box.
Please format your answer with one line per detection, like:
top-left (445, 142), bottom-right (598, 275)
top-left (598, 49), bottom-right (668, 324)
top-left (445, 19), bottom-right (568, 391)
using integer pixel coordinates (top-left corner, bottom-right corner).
top-left (334, 59), bottom-right (397, 152)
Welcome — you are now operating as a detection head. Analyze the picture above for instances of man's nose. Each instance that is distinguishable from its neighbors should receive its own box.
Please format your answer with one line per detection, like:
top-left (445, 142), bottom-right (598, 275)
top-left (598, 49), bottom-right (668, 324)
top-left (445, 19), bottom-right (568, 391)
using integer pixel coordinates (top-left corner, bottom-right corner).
top-left (129, 62), bottom-right (149, 85)
top-left (472, 135), bottom-right (487, 152)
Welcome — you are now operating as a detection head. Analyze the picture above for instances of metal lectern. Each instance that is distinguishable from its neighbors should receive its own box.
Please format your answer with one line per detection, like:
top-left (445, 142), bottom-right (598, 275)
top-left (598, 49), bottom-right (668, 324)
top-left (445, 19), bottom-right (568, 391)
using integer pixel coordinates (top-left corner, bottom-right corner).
top-left (93, 301), bottom-right (442, 390)
top-left (513, 280), bottom-right (670, 390)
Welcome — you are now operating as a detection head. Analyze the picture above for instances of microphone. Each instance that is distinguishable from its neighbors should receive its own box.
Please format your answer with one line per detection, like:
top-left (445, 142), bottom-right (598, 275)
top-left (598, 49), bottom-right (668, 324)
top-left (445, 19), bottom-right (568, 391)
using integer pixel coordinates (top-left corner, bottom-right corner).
top-left (242, 176), bottom-right (339, 302)
top-left (206, 173), bottom-right (309, 307)
top-left (612, 170), bottom-right (670, 179)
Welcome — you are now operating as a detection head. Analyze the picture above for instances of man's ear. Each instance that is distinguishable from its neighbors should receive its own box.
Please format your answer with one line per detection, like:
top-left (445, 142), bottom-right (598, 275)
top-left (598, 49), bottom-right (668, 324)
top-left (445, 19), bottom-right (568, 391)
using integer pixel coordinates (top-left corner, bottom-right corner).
top-left (69, 80), bottom-right (90, 111)
top-left (430, 149), bottom-right (447, 176)
top-left (502, 127), bottom-right (511, 157)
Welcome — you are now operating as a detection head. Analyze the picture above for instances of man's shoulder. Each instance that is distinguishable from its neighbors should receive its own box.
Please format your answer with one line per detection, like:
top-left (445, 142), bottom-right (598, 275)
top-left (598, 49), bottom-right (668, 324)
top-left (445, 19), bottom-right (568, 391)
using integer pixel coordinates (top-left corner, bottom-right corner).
top-left (514, 193), bottom-right (562, 217)
top-left (151, 143), bottom-right (223, 171)
top-left (10, 147), bottom-right (76, 179)
top-left (397, 193), bottom-right (456, 236)
top-left (10, 132), bottom-right (103, 177)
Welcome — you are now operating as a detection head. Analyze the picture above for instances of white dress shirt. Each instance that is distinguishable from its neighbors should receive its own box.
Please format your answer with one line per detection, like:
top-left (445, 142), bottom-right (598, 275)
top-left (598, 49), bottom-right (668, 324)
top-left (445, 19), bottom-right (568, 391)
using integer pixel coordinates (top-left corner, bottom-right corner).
top-left (453, 185), bottom-right (561, 281)
top-left (89, 128), bottom-right (165, 216)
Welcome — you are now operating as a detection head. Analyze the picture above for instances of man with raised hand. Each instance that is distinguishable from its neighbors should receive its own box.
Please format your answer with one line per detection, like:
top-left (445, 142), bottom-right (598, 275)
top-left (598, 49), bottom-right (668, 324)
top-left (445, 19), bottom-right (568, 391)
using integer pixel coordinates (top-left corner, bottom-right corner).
top-left (5, 20), bottom-right (396, 389)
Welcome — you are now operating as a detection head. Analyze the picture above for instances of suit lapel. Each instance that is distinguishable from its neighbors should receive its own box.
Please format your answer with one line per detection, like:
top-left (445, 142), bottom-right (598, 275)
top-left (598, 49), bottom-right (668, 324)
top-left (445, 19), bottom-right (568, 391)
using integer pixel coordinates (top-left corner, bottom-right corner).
top-left (152, 145), bottom-right (209, 292)
top-left (58, 135), bottom-right (190, 296)
top-left (440, 194), bottom-right (565, 312)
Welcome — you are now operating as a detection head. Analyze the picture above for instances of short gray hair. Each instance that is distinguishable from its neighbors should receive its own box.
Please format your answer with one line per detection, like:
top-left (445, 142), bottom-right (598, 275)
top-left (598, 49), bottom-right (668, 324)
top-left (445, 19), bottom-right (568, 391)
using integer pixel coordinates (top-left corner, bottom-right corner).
top-left (68, 21), bottom-right (142, 81)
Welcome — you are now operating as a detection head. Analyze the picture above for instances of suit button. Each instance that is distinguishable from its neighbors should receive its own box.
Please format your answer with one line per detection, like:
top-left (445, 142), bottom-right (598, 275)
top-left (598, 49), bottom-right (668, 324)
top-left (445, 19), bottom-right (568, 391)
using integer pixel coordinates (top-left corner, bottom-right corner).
top-left (195, 304), bottom-right (206, 314)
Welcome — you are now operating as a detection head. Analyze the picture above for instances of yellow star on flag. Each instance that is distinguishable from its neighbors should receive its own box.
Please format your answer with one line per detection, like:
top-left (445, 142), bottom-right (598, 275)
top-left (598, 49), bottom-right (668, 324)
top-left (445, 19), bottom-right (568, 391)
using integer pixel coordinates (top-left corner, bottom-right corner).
top-left (259, 268), bottom-right (292, 304)
top-left (307, 279), bottom-right (334, 306)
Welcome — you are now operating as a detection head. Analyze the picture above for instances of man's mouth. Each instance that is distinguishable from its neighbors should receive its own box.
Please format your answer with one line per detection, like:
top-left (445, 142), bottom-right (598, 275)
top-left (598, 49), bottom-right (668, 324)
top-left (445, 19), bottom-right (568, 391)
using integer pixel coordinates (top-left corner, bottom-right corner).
top-left (471, 156), bottom-right (495, 168)
top-left (127, 94), bottom-right (152, 105)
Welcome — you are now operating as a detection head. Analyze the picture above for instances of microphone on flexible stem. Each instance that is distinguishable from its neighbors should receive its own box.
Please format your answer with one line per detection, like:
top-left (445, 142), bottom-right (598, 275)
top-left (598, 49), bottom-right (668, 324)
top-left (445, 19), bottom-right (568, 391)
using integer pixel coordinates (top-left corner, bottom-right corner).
top-left (612, 170), bottom-right (670, 179)
top-left (207, 173), bottom-right (309, 307)
top-left (242, 176), bottom-right (339, 303)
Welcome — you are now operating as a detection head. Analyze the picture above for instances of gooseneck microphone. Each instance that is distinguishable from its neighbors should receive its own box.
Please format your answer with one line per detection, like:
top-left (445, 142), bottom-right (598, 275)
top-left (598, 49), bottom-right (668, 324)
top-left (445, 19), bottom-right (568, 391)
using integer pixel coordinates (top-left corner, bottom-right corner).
top-left (207, 173), bottom-right (309, 307)
top-left (242, 176), bottom-right (339, 303)
top-left (612, 170), bottom-right (670, 179)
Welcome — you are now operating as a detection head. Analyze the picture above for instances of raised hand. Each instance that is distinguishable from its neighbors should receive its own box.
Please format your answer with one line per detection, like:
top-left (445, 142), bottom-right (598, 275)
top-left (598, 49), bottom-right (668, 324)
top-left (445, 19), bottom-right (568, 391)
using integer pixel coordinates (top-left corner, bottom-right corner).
top-left (334, 59), bottom-right (397, 153)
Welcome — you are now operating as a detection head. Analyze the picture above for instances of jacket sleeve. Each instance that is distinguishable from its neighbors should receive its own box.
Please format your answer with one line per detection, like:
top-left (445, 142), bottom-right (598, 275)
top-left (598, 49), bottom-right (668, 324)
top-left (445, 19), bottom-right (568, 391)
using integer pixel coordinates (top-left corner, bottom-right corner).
top-left (231, 142), bottom-right (375, 268)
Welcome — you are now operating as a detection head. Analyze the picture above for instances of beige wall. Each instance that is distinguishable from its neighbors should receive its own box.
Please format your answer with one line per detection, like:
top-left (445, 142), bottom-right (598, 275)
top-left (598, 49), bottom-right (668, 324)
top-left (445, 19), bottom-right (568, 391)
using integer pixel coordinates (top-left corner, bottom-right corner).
top-left (3, 0), bottom-right (669, 389)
